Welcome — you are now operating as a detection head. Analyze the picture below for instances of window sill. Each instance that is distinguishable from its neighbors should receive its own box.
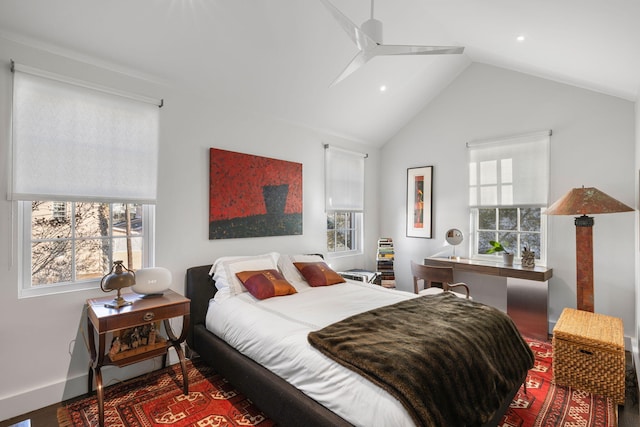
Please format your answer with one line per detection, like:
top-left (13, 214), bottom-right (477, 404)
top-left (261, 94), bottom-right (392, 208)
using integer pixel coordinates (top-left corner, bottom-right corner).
top-left (19, 280), bottom-right (100, 299)
top-left (326, 250), bottom-right (363, 260)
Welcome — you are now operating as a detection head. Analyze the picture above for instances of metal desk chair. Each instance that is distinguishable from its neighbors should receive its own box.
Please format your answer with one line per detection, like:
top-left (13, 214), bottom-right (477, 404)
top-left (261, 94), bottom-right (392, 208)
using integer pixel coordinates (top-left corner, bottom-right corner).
top-left (410, 261), bottom-right (471, 299)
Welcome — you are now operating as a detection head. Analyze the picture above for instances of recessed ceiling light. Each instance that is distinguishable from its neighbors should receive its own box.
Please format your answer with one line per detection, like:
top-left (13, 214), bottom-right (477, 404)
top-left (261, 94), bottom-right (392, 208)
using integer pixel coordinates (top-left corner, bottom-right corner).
top-left (516, 35), bottom-right (525, 42)
top-left (380, 85), bottom-right (387, 92)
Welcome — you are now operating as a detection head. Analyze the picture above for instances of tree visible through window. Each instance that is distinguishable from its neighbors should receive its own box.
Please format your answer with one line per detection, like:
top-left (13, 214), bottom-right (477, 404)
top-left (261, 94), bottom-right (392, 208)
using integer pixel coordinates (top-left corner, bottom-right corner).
top-left (28, 201), bottom-right (146, 287)
top-left (327, 211), bottom-right (360, 254)
top-left (475, 207), bottom-right (542, 259)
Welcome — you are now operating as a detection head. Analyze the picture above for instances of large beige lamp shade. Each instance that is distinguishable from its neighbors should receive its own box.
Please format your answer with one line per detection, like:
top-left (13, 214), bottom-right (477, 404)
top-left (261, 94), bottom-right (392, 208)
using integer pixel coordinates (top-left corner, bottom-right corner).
top-left (546, 186), bottom-right (633, 312)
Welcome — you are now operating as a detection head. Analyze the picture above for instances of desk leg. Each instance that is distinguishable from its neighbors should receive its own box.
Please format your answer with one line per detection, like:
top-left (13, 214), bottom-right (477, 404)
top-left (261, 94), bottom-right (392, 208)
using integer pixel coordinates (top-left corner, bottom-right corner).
top-left (507, 277), bottom-right (549, 341)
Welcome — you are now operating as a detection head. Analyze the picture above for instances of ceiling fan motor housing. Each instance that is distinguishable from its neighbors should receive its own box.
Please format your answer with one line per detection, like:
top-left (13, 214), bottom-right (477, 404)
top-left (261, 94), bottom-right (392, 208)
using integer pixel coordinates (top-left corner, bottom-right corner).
top-left (362, 18), bottom-right (383, 43)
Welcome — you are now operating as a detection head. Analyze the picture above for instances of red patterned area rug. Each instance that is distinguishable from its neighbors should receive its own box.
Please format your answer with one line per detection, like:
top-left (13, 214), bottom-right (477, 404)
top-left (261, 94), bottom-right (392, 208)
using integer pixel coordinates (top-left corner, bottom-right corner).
top-left (58, 339), bottom-right (617, 427)
top-left (500, 338), bottom-right (618, 427)
top-left (57, 360), bottom-right (274, 427)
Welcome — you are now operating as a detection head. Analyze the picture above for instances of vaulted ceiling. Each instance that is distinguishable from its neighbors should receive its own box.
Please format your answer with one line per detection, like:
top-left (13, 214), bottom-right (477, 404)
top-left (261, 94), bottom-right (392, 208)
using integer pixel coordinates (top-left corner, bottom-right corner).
top-left (1, 0), bottom-right (638, 145)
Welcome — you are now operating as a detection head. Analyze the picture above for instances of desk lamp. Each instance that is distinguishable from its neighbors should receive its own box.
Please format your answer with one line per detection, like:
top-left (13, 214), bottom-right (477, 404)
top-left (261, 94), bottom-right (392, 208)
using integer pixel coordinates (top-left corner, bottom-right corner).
top-left (545, 186), bottom-right (633, 312)
top-left (100, 260), bottom-right (136, 309)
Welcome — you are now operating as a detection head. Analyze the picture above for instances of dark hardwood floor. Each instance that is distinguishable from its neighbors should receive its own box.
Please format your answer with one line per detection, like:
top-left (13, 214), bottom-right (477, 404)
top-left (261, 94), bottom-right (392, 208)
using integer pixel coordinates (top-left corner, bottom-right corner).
top-left (1, 358), bottom-right (638, 427)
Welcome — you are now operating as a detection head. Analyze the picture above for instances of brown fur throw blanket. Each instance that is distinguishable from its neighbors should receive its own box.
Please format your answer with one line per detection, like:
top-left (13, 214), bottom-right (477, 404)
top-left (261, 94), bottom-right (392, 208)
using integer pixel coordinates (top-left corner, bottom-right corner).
top-left (308, 293), bottom-right (534, 427)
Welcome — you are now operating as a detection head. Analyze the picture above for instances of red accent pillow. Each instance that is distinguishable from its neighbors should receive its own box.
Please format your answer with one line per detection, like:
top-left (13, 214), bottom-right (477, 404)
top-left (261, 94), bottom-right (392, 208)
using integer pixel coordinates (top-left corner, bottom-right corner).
top-left (293, 262), bottom-right (346, 287)
top-left (235, 269), bottom-right (297, 300)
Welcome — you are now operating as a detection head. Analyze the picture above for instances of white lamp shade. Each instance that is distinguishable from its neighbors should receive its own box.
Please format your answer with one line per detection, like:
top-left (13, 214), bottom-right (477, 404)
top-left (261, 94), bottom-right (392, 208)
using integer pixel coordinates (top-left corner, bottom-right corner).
top-left (132, 267), bottom-right (172, 295)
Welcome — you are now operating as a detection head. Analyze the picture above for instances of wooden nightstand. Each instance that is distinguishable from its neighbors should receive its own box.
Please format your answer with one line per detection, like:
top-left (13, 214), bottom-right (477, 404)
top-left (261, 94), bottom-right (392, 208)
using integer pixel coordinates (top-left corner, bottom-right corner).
top-left (86, 289), bottom-right (190, 427)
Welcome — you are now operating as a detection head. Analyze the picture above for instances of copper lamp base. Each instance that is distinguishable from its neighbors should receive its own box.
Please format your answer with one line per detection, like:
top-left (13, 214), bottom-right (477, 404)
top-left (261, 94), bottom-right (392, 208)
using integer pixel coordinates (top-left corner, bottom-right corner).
top-left (574, 215), bottom-right (594, 312)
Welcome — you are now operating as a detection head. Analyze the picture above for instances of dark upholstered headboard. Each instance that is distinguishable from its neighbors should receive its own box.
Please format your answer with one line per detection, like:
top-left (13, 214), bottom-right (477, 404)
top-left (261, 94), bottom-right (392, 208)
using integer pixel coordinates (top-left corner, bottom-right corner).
top-left (185, 264), bottom-right (216, 349)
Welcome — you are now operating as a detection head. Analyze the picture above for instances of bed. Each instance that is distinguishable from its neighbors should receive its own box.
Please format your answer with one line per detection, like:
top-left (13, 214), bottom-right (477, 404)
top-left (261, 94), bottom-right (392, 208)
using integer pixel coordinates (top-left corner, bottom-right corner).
top-left (185, 253), bottom-right (534, 427)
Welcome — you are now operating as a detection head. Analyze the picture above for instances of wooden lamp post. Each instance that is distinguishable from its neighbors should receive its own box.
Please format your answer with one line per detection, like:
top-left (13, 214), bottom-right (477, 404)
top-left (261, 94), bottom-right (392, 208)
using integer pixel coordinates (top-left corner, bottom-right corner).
top-left (545, 187), bottom-right (633, 312)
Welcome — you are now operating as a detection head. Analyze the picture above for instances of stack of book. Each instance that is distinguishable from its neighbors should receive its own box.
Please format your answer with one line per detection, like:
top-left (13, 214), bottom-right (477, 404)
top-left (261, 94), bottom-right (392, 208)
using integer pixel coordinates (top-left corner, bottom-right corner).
top-left (376, 238), bottom-right (396, 288)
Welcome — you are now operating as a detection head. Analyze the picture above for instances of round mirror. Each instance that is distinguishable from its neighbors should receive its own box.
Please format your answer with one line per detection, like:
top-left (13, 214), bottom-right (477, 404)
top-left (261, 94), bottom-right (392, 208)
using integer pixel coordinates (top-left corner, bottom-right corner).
top-left (445, 229), bottom-right (463, 246)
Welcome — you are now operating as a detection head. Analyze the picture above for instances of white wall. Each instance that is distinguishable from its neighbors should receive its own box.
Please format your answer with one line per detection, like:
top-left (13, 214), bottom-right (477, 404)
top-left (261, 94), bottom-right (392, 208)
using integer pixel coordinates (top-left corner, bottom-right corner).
top-left (634, 89), bottom-right (640, 379)
top-left (2, 39), bottom-right (636, 422)
top-left (0, 38), bottom-right (380, 421)
top-left (380, 63), bottom-right (636, 337)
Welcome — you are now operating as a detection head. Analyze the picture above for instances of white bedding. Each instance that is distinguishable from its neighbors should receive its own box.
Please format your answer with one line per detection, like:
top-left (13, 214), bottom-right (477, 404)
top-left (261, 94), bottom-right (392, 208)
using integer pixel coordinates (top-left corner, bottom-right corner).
top-left (205, 279), bottom-right (419, 427)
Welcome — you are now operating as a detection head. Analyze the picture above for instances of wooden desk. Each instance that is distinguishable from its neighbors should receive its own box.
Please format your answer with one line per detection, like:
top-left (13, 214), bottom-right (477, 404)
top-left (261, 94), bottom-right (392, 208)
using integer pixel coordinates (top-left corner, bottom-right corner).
top-left (425, 257), bottom-right (552, 340)
top-left (87, 290), bottom-right (190, 427)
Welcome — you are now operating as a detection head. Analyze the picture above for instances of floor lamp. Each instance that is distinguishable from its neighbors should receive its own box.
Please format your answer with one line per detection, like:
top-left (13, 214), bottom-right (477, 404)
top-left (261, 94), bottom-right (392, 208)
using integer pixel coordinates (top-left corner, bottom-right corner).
top-left (546, 186), bottom-right (633, 312)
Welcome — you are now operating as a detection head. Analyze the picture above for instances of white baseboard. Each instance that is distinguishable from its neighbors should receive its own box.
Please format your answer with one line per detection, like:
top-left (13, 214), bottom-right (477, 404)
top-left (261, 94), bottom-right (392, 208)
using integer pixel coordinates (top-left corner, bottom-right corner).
top-left (0, 348), bottom-right (182, 422)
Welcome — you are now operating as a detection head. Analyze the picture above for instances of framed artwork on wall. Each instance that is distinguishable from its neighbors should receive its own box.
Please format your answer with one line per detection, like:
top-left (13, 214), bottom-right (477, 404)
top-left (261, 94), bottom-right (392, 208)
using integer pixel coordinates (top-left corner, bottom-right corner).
top-left (209, 148), bottom-right (303, 239)
top-left (406, 165), bottom-right (433, 238)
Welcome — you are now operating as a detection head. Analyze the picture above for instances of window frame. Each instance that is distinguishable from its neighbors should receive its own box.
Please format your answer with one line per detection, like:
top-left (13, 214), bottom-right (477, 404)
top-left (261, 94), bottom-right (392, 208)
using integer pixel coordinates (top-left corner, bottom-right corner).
top-left (326, 210), bottom-right (363, 258)
top-left (470, 206), bottom-right (547, 265)
top-left (11, 64), bottom-right (160, 299)
top-left (18, 201), bottom-right (155, 298)
top-left (467, 130), bottom-right (550, 266)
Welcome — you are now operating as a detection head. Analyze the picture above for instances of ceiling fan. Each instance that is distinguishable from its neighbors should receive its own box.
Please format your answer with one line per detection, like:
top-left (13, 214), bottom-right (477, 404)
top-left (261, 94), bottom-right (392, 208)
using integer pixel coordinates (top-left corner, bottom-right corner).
top-left (320, 0), bottom-right (465, 86)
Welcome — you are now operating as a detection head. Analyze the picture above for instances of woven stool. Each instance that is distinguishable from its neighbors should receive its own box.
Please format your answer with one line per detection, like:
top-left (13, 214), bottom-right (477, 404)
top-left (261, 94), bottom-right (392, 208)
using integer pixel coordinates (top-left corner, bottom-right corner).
top-left (552, 308), bottom-right (625, 404)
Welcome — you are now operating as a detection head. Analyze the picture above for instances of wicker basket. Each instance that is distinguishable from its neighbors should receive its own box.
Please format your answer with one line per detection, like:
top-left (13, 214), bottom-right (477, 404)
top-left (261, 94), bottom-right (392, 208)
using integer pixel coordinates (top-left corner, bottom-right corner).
top-left (552, 307), bottom-right (625, 404)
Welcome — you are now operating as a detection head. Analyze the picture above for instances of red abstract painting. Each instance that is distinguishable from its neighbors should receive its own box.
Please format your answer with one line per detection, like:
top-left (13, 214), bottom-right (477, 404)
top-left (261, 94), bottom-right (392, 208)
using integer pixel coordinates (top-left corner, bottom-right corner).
top-left (209, 148), bottom-right (302, 239)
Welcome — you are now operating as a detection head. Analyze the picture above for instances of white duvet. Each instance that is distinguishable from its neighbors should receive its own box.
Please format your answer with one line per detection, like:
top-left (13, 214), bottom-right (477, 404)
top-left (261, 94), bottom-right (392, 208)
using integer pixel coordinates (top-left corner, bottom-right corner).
top-left (205, 279), bottom-right (419, 427)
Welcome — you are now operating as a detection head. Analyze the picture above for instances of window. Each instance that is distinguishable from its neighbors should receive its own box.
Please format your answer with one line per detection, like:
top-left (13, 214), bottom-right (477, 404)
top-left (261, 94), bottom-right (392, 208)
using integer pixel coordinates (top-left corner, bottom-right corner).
top-left (23, 201), bottom-right (153, 295)
top-left (324, 145), bottom-right (366, 255)
top-left (326, 211), bottom-right (362, 254)
top-left (11, 63), bottom-right (161, 296)
top-left (468, 131), bottom-right (550, 263)
top-left (472, 207), bottom-right (545, 261)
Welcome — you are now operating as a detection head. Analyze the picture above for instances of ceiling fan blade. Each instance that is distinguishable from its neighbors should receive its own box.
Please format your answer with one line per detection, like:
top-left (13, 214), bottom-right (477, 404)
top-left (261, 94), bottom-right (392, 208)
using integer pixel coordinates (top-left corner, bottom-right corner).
top-left (319, 0), bottom-right (377, 51)
top-left (374, 44), bottom-right (465, 56)
top-left (320, 0), bottom-right (466, 85)
top-left (330, 50), bottom-right (374, 87)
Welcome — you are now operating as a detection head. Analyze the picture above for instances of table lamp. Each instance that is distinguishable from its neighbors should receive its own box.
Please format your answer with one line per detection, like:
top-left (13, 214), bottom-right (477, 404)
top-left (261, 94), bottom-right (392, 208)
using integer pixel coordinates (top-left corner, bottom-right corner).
top-left (545, 186), bottom-right (633, 312)
top-left (100, 260), bottom-right (136, 309)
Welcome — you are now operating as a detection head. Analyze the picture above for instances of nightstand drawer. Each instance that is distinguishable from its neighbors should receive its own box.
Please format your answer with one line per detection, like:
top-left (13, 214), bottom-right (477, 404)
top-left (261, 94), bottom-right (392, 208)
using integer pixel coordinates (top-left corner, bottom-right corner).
top-left (88, 291), bottom-right (190, 333)
top-left (101, 302), bottom-right (189, 331)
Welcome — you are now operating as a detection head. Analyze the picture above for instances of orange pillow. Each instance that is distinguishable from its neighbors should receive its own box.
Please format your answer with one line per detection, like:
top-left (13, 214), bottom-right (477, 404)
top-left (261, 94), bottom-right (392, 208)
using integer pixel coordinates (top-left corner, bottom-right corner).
top-left (236, 269), bottom-right (297, 300)
top-left (293, 262), bottom-right (346, 287)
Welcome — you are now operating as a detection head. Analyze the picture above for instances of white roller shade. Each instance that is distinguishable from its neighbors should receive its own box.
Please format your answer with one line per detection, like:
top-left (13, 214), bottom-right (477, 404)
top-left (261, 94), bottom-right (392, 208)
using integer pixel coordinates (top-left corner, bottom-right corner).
top-left (468, 130), bottom-right (550, 207)
top-left (324, 145), bottom-right (366, 211)
top-left (10, 63), bottom-right (161, 203)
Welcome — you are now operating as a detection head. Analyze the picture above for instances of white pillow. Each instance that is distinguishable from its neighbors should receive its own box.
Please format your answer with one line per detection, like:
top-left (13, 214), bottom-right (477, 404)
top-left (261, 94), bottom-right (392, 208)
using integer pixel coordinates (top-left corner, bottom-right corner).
top-left (278, 254), bottom-right (325, 289)
top-left (210, 252), bottom-right (280, 295)
top-left (213, 286), bottom-right (232, 303)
